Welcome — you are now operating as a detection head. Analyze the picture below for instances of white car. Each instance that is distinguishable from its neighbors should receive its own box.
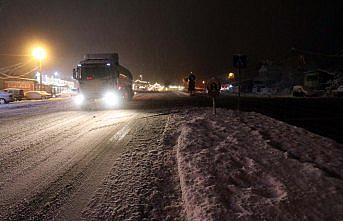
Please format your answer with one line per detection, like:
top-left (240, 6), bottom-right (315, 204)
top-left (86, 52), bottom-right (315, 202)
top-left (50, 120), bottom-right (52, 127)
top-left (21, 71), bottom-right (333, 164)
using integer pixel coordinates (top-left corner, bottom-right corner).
top-left (0, 91), bottom-right (14, 104)
top-left (24, 91), bottom-right (52, 100)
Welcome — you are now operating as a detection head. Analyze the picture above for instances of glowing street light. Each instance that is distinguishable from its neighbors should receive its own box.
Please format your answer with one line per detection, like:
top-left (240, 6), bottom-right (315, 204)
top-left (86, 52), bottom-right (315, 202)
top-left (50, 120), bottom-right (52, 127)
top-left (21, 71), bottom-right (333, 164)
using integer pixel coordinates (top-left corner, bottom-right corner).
top-left (32, 47), bottom-right (47, 90)
top-left (228, 72), bottom-right (235, 80)
top-left (32, 47), bottom-right (47, 61)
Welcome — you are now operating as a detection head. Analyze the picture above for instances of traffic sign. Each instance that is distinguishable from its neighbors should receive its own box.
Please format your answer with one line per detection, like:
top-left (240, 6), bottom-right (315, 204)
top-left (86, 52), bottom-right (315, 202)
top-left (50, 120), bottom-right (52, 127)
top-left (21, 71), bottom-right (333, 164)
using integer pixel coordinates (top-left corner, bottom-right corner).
top-left (206, 77), bottom-right (221, 97)
top-left (206, 77), bottom-right (221, 115)
top-left (233, 54), bottom-right (247, 68)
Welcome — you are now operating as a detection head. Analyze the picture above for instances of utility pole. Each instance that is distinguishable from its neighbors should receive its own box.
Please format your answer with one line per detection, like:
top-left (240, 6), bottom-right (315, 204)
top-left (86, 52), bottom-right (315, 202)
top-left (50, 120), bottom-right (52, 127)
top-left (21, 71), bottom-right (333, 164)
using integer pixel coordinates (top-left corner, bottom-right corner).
top-left (39, 60), bottom-right (42, 90)
top-left (233, 54), bottom-right (247, 113)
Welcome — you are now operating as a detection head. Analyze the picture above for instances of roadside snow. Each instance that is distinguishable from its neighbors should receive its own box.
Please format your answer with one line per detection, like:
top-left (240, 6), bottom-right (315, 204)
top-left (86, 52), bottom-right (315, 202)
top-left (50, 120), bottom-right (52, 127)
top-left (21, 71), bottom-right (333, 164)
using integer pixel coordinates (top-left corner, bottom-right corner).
top-left (172, 108), bottom-right (343, 221)
top-left (81, 113), bottom-right (185, 221)
top-left (0, 98), bottom-right (73, 120)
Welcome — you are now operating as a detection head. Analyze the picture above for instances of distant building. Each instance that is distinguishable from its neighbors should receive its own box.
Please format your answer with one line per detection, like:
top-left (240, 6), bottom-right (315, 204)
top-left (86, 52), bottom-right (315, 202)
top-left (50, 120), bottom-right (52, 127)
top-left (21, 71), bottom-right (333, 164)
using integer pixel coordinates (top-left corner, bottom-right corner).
top-left (0, 74), bottom-right (75, 96)
top-left (0, 77), bottom-right (37, 91)
top-left (304, 70), bottom-right (334, 90)
top-left (133, 79), bottom-right (150, 91)
top-left (42, 75), bottom-right (75, 95)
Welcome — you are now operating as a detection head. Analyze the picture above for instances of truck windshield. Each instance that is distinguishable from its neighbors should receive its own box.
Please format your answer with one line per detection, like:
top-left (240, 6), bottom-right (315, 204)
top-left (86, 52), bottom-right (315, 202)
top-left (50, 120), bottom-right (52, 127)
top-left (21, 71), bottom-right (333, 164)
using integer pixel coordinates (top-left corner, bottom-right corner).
top-left (81, 65), bottom-right (112, 80)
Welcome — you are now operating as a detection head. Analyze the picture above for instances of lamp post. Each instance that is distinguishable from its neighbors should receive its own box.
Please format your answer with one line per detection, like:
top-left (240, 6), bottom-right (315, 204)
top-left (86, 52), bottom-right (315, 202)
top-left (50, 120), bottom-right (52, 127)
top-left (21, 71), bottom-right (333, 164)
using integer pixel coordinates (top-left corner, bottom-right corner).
top-left (32, 47), bottom-right (47, 90)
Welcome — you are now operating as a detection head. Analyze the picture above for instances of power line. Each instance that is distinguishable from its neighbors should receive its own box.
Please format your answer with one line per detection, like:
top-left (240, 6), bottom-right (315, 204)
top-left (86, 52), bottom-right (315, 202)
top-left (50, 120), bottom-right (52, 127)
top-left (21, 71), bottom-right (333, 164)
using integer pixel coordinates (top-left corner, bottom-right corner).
top-left (0, 53), bottom-right (30, 57)
top-left (5, 61), bottom-right (35, 76)
top-left (18, 67), bottom-right (38, 77)
top-left (0, 66), bottom-right (37, 79)
top-left (0, 62), bottom-right (25, 71)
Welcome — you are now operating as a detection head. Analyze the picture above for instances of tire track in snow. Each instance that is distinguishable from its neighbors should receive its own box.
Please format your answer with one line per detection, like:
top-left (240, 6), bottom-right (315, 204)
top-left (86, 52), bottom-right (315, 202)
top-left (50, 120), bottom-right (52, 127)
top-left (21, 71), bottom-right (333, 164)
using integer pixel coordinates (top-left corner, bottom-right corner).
top-left (0, 112), bottom-right (110, 190)
top-left (81, 114), bottom-right (185, 221)
top-left (0, 111), bottom-right (139, 220)
top-left (0, 111), bottom-right (72, 142)
top-left (0, 112), bottom-right (108, 176)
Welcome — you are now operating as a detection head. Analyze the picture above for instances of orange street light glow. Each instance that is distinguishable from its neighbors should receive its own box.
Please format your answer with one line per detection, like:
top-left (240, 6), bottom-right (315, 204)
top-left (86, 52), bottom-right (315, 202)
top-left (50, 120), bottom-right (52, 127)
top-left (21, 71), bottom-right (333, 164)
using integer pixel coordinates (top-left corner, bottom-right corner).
top-left (32, 47), bottom-right (47, 60)
top-left (228, 72), bottom-right (235, 79)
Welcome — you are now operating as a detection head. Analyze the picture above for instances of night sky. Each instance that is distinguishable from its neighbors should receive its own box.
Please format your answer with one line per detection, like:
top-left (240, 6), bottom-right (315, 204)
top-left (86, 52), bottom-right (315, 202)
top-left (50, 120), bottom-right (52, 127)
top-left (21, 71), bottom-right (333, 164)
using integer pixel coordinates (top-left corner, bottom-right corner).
top-left (0, 0), bottom-right (342, 83)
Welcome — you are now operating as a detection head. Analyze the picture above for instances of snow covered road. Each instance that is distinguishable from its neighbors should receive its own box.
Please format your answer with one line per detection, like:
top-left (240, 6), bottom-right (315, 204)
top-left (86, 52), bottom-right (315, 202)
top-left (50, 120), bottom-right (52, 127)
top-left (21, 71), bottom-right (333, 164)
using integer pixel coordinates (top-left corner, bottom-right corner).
top-left (0, 103), bottom-right (184, 220)
top-left (0, 94), bottom-right (342, 220)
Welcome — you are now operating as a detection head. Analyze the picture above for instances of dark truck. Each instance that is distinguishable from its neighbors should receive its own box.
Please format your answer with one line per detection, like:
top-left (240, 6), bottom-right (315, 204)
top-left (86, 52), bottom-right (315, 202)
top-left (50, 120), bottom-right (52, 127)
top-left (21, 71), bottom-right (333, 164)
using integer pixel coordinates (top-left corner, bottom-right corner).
top-left (72, 53), bottom-right (134, 107)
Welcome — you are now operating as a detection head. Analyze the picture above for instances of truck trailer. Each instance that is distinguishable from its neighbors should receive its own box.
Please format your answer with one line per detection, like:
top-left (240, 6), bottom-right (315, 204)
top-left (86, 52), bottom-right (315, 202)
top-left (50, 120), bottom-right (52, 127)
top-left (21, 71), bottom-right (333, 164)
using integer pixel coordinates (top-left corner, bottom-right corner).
top-left (72, 53), bottom-right (134, 107)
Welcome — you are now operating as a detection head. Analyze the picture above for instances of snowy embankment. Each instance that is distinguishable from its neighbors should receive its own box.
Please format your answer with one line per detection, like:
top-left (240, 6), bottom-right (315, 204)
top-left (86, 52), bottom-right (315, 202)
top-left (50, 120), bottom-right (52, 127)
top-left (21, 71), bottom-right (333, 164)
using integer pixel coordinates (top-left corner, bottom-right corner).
top-left (173, 108), bottom-right (343, 221)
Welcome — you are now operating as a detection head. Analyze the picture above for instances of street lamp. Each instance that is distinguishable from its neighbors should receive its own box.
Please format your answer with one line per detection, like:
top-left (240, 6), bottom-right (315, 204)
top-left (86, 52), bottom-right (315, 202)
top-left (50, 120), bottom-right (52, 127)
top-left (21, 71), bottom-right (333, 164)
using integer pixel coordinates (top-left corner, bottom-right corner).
top-left (32, 47), bottom-right (47, 90)
top-left (228, 72), bottom-right (235, 80)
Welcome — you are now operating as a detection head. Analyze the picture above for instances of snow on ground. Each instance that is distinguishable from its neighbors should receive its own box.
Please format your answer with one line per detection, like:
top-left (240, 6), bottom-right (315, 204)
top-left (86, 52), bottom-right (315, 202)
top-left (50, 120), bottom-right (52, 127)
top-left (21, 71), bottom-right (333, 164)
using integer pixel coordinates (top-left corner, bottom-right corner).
top-left (81, 113), bottom-right (185, 221)
top-left (1, 97), bottom-right (342, 220)
top-left (169, 108), bottom-right (343, 221)
top-left (0, 98), bottom-right (73, 120)
top-left (0, 98), bottom-right (68, 110)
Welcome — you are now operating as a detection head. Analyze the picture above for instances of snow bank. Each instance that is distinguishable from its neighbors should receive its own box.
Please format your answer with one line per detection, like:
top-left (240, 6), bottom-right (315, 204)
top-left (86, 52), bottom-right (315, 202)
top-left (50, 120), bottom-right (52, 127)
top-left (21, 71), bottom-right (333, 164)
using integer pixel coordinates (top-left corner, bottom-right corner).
top-left (174, 108), bottom-right (343, 221)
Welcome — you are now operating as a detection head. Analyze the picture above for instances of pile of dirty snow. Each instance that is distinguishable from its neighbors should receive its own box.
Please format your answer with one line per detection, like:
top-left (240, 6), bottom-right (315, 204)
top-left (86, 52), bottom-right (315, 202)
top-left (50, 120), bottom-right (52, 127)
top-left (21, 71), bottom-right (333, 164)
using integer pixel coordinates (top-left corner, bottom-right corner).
top-left (172, 108), bottom-right (343, 221)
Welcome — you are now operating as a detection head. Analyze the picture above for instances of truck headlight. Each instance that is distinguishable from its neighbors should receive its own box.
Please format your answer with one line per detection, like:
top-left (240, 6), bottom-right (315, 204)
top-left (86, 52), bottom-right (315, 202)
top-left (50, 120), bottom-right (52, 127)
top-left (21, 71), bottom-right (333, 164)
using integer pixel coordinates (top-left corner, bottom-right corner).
top-left (74, 94), bottom-right (85, 105)
top-left (103, 91), bottom-right (120, 106)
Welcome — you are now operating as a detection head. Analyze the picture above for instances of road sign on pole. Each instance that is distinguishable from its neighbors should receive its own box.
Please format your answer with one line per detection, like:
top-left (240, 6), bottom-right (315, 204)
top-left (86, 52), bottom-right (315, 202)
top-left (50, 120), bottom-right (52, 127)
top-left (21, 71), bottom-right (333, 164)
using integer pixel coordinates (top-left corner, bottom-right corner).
top-left (206, 77), bottom-right (221, 115)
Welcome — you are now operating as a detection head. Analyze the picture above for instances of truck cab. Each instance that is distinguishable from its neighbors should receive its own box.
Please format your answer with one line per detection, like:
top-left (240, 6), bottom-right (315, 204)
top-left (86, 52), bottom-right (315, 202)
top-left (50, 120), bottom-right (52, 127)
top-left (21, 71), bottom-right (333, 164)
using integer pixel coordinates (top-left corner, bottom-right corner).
top-left (73, 53), bottom-right (133, 107)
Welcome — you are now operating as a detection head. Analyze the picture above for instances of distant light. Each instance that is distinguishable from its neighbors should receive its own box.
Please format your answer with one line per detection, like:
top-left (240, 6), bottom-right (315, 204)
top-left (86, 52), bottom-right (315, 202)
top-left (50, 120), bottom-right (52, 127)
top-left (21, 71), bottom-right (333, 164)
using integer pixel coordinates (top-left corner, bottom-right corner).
top-left (54, 72), bottom-right (59, 77)
top-left (106, 63), bottom-right (111, 66)
top-left (35, 72), bottom-right (41, 78)
top-left (202, 81), bottom-right (205, 84)
top-left (77, 64), bottom-right (82, 67)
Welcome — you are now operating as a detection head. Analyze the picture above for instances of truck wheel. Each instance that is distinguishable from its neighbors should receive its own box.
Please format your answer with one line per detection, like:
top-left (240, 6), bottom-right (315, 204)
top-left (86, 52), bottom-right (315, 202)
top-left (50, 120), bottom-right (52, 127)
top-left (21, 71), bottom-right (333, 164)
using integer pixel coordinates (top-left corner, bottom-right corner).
top-left (0, 98), bottom-right (5, 104)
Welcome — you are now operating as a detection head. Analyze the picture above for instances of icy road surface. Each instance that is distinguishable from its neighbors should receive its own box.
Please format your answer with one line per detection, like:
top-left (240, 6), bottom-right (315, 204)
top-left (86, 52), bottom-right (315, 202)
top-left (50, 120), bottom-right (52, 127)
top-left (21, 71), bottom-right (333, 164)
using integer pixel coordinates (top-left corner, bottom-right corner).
top-left (0, 98), bottom-right (184, 220)
top-left (0, 94), bottom-right (342, 220)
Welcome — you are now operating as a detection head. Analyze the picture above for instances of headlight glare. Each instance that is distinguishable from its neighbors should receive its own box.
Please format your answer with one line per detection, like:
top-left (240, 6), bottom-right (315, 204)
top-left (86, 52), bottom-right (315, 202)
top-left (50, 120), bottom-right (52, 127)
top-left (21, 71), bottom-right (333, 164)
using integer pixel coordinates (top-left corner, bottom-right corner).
top-left (103, 91), bottom-right (120, 106)
top-left (74, 94), bottom-right (85, 105)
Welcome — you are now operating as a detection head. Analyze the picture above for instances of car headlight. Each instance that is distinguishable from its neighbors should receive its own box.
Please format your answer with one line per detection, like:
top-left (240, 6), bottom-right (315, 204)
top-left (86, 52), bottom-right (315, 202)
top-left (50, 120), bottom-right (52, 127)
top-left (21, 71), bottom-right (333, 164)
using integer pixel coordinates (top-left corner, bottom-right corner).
top-left (73, 94), bottom-right (85, 105)
top-left (103, 91), bottom-right (120, 106)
